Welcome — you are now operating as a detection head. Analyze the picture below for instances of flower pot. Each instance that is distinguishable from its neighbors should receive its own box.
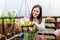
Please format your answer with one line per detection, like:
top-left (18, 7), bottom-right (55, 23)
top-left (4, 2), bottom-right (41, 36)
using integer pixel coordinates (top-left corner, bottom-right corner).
top-left (21, 26), bottom-right (28, 32)
top-left (13, 21), bottom-right (22, 33)
top-left (4, 23), bottom-right (13, 35)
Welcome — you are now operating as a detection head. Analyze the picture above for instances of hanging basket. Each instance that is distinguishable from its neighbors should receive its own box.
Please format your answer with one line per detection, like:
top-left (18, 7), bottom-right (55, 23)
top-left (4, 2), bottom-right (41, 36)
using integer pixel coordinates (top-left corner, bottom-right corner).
top-left (21, 25), bottom-right (34, 33)
top-left (13, 21), bottom-right (22, 33)
top-left (21, 26), bottom-right (29, 32)
top-left (4, 23), bottom-right (13, 36)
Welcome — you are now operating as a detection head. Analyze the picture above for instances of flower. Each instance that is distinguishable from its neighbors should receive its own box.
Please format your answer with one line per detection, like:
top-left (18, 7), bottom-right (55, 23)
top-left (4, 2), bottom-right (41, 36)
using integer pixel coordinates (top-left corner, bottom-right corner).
top-left (54, 29), bottom-right (60, 36)
top-left (56, 23), bottom-right (60, 29)
top-left (20, 15), bottom-right (30, 26)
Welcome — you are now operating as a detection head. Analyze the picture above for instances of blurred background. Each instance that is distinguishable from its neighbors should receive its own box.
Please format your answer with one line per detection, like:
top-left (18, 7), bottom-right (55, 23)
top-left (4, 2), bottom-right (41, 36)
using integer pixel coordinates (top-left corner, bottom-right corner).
top-left (0, 0), bottom-right (60, 40)
top-left (0, 0), bottom-right (60, 17)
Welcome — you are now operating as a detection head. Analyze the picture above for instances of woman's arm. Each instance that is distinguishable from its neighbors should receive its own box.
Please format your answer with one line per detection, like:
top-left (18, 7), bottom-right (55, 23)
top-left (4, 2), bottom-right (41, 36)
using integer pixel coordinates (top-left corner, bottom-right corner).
top-left (34, 19), bottom-right (45, 31)
top-left (30, 19), bottom-right (45, 31)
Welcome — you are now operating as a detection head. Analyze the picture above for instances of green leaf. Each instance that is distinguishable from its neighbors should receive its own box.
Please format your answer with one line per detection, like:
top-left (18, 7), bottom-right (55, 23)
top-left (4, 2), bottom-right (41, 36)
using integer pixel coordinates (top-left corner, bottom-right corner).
top-left (0, 19), bottom-right (2, 24)
top-left (0, 12), bottom-right (5, 24)
top-left (21, 21), bottom-right (29, 26)
top-left (7, 10), bottom-right (15, 24)
top-left (1, 12), bottom-right (5, 17)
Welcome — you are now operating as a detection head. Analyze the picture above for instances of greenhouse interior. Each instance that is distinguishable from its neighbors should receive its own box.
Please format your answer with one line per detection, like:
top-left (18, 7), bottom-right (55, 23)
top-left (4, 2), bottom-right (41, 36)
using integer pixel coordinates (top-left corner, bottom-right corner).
top-left (0, 0), bottom-right (60, 40)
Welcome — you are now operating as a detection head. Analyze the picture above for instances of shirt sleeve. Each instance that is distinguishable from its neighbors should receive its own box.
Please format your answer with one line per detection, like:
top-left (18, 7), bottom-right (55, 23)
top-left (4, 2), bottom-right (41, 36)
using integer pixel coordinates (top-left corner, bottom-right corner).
top-left (33, 18), bottom-right (45, 32)
top-left (38, 18), bottom-right (45, 31)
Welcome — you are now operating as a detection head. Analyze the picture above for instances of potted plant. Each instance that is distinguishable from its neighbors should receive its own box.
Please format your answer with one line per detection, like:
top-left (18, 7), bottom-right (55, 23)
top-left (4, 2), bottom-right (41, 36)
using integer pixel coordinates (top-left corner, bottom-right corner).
top-left (0, 12), bottom-right (6, 39)
top-left (13, 19), bottom-right (22, 33)
top-left (0, 12), bottom-right (5, 35)
top-left (20, 16), bottom-right (30, 32)
top-left (4, 10), bottom-right (15, 36)
top-left (54, 29), bottom-right (60, 40)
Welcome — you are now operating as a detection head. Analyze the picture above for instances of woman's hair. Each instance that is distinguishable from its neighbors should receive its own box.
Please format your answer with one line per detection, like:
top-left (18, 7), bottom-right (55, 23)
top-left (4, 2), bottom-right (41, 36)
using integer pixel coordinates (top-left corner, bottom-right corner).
top-left (30, 5), bottom-right (42, 24)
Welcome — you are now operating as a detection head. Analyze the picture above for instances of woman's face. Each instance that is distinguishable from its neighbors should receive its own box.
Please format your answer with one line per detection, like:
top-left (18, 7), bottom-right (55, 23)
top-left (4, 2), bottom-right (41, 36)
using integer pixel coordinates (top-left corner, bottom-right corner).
top-left (32, 7), bottom-right (40, 18)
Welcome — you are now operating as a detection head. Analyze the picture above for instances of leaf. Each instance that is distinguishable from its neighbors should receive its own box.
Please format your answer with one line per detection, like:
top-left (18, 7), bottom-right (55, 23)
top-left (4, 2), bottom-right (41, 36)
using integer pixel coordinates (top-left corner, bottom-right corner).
top-left (0, 12), bottom-right (5, 24)
top-left (7, 10), bottom-right (15, 24)
top-left (1, 12), bottom-right (5, 17)
top-left (0, 19), bottom-right (2, 24)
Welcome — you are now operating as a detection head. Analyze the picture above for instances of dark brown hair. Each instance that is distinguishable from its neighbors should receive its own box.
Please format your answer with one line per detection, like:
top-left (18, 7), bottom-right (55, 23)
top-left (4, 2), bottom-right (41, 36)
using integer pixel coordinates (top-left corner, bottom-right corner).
top-left (30, 5), bottom-right (42, 24)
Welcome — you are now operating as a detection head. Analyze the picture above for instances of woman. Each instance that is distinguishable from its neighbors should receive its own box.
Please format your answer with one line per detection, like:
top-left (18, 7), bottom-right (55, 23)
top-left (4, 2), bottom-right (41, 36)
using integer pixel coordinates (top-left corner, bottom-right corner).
top-left (21, 4), bottom-right (45, 40)
top-left (25, 5), bottom-right (45, 40)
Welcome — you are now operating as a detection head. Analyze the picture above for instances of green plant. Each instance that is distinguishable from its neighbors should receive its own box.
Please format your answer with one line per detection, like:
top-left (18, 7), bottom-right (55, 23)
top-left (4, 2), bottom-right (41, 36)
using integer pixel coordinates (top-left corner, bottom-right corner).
top-left (6, 10), bottom-right (15, 24)
top-left (21, 21), bottom-right (29, 26)
top-left (0, 12), bottom-right (5, 24)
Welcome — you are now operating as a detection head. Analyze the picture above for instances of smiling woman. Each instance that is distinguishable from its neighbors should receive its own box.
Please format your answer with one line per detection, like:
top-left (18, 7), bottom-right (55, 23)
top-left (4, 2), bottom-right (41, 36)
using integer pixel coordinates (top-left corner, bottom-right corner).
top-left (21, 4), bottom-right (45, 40)
top-left (29, 5), bottom-right (45, 40)
top-left (1, 0), bottom-right (60, 40)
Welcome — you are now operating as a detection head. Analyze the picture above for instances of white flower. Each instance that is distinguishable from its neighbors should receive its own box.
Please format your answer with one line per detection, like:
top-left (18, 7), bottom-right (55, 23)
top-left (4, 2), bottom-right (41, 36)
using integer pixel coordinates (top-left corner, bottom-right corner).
top-left (54, 29), bottom-right (60, 35)
top-left (20, 19), bottom-right (24, 24)
top-left (24, 15), bottom-right (30, 21)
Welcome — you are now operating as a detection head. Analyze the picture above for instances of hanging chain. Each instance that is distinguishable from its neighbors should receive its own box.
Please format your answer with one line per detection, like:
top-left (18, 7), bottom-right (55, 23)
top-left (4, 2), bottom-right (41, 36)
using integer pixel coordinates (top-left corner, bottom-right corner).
top-left (5, 0), bottom-right (7, 12)
top-left (17, 0), bottom-right (24, 17)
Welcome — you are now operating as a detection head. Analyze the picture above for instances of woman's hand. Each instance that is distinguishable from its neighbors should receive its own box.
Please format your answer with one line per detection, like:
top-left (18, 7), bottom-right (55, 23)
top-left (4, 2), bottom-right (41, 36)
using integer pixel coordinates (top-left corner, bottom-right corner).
top-left (29, 21), bottom-right (36, 32)
top-left (29, 21), bottom-right (41, 30)
top-left (29, 27), bottom-right (33, 32)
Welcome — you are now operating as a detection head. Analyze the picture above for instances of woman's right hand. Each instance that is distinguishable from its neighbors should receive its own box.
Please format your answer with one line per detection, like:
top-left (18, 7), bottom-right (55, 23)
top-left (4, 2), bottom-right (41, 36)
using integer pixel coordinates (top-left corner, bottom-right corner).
top-left (29, 27), bottom-right (33, 32)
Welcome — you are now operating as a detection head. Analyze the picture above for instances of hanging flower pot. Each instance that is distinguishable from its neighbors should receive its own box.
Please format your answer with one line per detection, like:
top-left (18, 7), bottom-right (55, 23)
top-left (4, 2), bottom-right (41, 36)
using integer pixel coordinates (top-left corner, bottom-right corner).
top-left (20, 15), bottom-right (30, 32)
top-left (4, 22), bottom-right (13, 36)
top-left (7, 23), bottom-right (12, 27)
top-left (13, 19), bottom-right (22, 33)
top-left (0, 12), bottom-right (5, 34)
top-left (20, 20), bottom-right (30, 32)
top-left (23, 26), bottom-right (28, 32)
top-left (4, 10), bottom-right (15, 35)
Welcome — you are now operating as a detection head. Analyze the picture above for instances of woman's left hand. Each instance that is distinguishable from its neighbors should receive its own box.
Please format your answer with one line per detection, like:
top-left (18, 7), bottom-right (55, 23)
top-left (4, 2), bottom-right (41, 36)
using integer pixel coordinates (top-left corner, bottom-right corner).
top-left (29, 27), bottom-right (33, 32)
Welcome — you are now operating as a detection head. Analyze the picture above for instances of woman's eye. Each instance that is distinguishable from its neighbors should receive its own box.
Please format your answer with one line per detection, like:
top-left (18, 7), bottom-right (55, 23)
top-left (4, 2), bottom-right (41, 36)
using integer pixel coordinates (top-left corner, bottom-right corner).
top-left (33, 10), bottom-right (39, 13)
top-left (36, 11), bottom-right (38, 13)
